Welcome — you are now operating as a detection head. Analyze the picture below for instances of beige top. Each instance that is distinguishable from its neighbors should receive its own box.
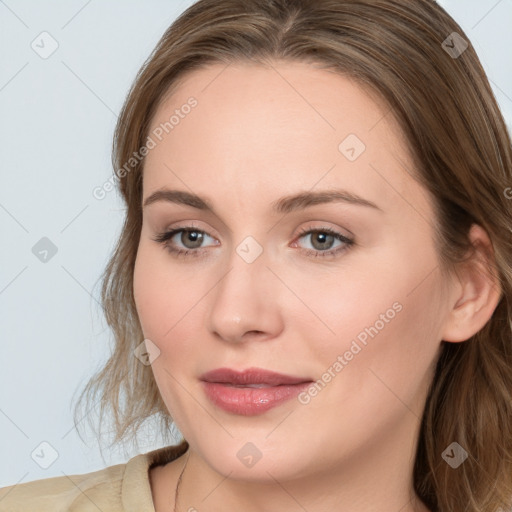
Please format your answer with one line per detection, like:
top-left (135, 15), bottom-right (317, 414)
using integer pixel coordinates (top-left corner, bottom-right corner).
top-left (0, 440), bottom-right (189, 512)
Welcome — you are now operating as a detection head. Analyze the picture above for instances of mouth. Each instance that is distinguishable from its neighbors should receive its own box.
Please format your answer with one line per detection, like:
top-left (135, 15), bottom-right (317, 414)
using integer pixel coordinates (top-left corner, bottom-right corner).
top-left (200, 367), bottom-right (313, 386)
top-left (199, 367), bottom-right (314, 415)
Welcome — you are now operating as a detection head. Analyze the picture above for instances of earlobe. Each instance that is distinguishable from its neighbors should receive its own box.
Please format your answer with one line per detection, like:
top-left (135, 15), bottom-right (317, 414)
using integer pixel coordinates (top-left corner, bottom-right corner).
top-left (441, 224), bottom-right (502, 343)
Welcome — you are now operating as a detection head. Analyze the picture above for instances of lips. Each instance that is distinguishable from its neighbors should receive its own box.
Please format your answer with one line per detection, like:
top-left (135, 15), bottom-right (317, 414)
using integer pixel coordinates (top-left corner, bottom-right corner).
top-left (199, 367), bottom-right (314, 416)
top-left (199, 367), bottom-right (312, 386)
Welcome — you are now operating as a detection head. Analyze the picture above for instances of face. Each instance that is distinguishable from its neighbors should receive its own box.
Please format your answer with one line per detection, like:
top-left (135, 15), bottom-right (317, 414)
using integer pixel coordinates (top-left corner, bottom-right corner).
top-left (133, 60), bottom-right (450, 482)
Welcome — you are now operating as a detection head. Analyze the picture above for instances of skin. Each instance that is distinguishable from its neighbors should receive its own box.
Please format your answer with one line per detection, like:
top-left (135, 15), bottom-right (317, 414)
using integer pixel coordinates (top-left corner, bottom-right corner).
top-left (133, 60), bottom-right (501, 512)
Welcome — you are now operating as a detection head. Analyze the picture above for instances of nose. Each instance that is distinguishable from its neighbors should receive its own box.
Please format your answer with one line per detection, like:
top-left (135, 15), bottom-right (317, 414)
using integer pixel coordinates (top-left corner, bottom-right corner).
top-left (206, 248), bottom-right (284, 344)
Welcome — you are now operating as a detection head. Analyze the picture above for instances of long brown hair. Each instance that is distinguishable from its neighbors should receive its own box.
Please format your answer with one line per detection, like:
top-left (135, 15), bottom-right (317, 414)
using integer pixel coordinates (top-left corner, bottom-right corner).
top-left (74, 1), bottom-right (512, 509)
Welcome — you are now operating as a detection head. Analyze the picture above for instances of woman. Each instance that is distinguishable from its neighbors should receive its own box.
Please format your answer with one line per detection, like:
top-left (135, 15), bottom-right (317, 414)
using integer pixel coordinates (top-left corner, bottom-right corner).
top-left (1, 0), bottom-right (511, 510)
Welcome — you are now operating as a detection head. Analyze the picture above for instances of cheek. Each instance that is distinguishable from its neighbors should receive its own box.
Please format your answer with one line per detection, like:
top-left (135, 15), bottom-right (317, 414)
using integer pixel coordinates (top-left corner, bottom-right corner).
top-left (133, 241), bottom-right (199, 339)
top-left (133, 243), bottom-right (203, 415)
top-left (291, 262), bottom-right (396, 359)
top-left (133, 247), bottom-right (166, 339)
top-left (301, 248), bottom-right (442, 403)
top-left (133, 241), bottom-right (209, 386)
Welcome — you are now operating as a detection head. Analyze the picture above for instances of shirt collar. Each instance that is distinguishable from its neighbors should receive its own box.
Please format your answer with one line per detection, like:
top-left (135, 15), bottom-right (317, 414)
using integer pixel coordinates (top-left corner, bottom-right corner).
top-left (121, 439), bottom-right (189, 512)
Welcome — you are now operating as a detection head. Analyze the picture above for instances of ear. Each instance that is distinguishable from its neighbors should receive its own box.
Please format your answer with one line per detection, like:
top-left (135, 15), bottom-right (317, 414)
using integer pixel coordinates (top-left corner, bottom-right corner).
top-left (441, 223), bottom-right (503, 343)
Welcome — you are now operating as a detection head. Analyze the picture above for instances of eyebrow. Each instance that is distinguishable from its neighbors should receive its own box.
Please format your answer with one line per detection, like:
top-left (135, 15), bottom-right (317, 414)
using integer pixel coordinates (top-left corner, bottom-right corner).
top-left (142, 188), bottom-right (383, 214)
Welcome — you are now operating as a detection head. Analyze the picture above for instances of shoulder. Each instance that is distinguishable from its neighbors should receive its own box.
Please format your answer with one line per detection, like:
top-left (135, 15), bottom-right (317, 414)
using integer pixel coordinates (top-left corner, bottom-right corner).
top-left (0, 462), bottom-right (126, 512)
top-left (0, 440), bottom-right (189, 512)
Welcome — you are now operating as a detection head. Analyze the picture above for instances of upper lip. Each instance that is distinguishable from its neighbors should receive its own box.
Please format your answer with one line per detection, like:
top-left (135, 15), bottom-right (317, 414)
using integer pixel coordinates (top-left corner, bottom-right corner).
top-left (200, 367), bottom-right (313, 386)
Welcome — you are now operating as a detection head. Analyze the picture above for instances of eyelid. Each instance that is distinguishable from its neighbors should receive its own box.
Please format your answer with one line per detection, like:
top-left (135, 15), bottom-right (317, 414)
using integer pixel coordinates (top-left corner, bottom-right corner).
top-left (161, 221), bottom-right (220, 242)
top-left (159, 220), bottom-right (351, 242)
top-left (294, 221), bottom-right (353, 239)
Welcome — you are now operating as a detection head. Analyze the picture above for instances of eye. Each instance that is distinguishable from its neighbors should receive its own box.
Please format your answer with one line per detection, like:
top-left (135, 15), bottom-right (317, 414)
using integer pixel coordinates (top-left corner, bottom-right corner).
top-left (151, 224), bottom-right (355, 259)
top-left (151, 224), bottom-right (218, 258)
top-left (292, 226), bottom-right (354, 259)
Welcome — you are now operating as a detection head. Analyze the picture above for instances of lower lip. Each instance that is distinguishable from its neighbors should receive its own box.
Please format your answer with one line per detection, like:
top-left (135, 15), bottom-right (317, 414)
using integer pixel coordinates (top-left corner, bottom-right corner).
top-left (201, 381), bottom-right (313, 416)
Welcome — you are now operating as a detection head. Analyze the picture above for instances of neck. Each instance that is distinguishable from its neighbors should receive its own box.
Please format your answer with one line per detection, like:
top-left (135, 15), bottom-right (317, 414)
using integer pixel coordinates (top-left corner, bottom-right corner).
top-left (172, 420), bottom-right (431, 512)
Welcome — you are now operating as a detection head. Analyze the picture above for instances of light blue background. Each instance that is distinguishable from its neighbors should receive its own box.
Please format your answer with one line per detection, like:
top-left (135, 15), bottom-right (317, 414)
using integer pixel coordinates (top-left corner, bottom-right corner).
top-left (1, 0), bottom-right (511, 486)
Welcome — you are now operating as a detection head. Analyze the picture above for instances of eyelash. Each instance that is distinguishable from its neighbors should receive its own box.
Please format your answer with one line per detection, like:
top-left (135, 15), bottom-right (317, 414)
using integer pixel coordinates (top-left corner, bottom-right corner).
top-left (151, 224), bottom-right (355, 260)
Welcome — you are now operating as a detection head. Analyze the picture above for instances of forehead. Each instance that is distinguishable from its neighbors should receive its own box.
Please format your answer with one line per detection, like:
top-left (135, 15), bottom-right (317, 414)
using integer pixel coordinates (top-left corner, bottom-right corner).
top-left (143, 60), bottom-right (433, 223)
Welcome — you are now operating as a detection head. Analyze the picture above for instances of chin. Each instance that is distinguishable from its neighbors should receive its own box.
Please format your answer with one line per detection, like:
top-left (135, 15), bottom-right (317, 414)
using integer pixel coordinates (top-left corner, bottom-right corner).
top-left (193, 434), bottom-right (310, 481)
